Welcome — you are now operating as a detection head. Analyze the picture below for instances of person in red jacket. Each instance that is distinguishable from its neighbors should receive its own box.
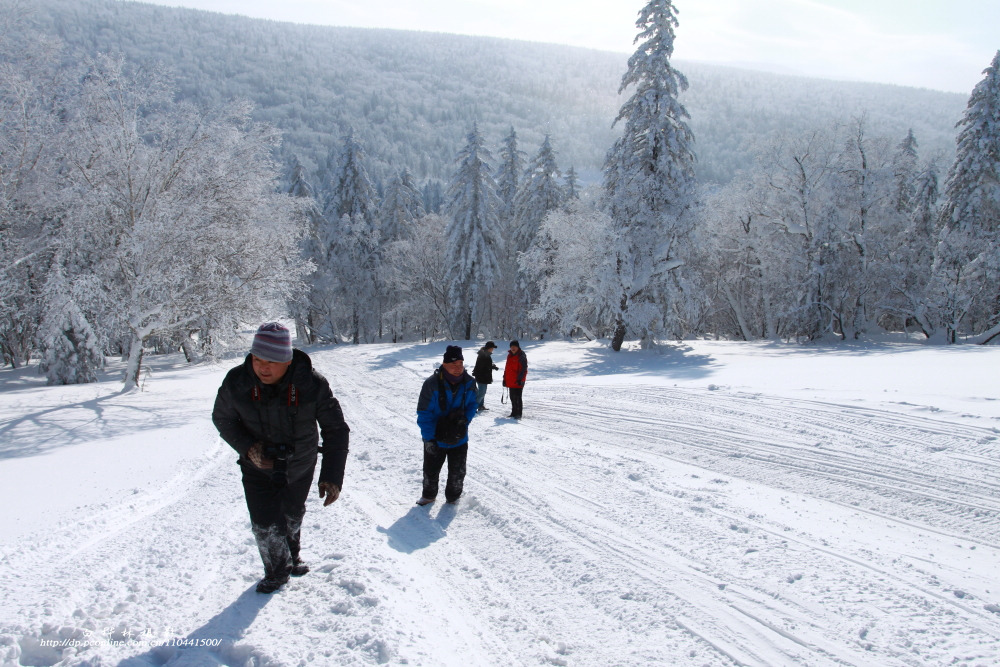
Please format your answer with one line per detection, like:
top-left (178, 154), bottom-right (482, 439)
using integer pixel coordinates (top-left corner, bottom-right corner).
top-left (502, 340), bottom-right (528, 419)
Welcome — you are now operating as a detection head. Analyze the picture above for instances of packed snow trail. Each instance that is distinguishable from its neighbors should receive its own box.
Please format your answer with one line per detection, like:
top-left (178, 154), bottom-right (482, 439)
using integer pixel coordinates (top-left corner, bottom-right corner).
top-left (1, 340), bottom-right (999, 666)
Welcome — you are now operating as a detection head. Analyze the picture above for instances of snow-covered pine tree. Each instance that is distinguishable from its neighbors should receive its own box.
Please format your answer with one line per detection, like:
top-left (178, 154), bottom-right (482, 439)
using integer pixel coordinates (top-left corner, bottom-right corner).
top-left (37, 264), bottom-right (105, 385)
top-left (288, 162), bottom-right (318, 201)
top-left (330, 128), bottom-right (379, 227)
top-left (603, 0), bottom-right (696, 350)
top-left (512, 135), bottom-right (564, 255)
top-left (316, 146), bottom-right (340, 219)
top-left (911, 160), bottom-right (941, 240)
top-left (337, 212), bottom-right (383, 344)
top-left (942, 50), bottom-right (1000, 235)
top-left (445, 124), bottom-right (502, 339)
top-left (490, 128), bottom-right (528, 338)
top-left (287, 162), bottom-right (325, 344)
top-left (323, 129), bottom-right (385, 343)
top-left (422, 180), bottom-right (445, 215)
top-left (378, 169), bottom-right (425, 341)
top-left (937, 50), bottom-right (1000, 342)
top-left (495, 127), bottom-right (525, 231)
top-left (504, 135), bottom-right (565, 337)
top-left (893, 129), bottom-right (919, 214)
top-left (564, 166), bottom-right (580, 201)
top-left (379, 168), bottom-right (425, 242)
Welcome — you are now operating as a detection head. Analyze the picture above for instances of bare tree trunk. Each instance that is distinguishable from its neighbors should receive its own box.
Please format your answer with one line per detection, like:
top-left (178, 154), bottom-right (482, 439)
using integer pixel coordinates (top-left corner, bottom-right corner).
top-left (611, 291), bottom-right (628, 351)
top-left (122, 337), bottom-right (144, 392)
top-left (723, 284), bottom-right (753, 341)
top-left (180, 336), bottom-right (198, 363)
top-left (611, 321), bottom-right (626, 351)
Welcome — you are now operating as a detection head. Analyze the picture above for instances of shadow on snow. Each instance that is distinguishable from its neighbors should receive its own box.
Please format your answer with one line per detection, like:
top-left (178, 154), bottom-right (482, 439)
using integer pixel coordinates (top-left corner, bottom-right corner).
top-left (377, 503), bottom-right (458, 553)
top-left (118, 585), bottom-right (272, 666)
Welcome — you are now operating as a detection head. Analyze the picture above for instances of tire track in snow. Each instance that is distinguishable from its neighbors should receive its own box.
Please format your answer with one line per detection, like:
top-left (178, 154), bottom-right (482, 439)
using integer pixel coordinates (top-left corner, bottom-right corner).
top-left (312, 351), bottom-right (538, 665)
top-left (463, 381), bottom-right (1000, 665)
top-left (245, 347), bottom-right (1000, 666)
top-left (536, 385), bottom-right (1000, 545)
top-left (322, 349), bottom-right (766, 665)
top-left (468, 418), bottom-right (878, 666)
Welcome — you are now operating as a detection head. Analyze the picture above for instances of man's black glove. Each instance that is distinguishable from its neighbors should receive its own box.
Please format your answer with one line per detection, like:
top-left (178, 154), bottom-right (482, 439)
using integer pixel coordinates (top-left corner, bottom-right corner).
top-left (247, 442), bottom-right (274, 470)
top-left (318, 482), bottom-right (340, 506)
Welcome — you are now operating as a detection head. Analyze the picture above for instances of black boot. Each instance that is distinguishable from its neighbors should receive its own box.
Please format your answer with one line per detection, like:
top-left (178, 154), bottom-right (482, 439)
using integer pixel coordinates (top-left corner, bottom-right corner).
top-left (256, 573), bottom-right (289, 594)
top-left (290, 558), bottom-right (310, 577)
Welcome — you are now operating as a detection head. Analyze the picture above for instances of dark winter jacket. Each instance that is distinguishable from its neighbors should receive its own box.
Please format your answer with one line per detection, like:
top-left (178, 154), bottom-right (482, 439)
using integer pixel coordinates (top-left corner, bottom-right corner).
top-left (472, 347), bottom-right (498, 384)
top-left (416, 367), bottom-right (479, 448)
top-left (212, 349), bottom-right (350, 487)
top-left (503, 348), bottom-right (528, 389)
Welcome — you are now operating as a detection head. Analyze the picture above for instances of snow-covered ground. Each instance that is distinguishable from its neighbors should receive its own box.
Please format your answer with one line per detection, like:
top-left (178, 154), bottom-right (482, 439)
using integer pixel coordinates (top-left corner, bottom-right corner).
top-left (1, 339), bottom-right (999, 667)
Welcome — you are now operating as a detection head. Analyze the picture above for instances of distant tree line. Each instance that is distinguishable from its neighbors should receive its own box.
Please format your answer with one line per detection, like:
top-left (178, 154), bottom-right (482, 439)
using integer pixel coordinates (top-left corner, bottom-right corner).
top-left (2, 0), bottom-right (998, 390)
top-left (32, 0), bottom-right (963, 189)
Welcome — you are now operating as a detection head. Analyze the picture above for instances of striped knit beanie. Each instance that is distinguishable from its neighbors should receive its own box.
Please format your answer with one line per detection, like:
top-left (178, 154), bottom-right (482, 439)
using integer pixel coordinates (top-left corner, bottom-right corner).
top-left (250, 322), bottom-right (293, 363)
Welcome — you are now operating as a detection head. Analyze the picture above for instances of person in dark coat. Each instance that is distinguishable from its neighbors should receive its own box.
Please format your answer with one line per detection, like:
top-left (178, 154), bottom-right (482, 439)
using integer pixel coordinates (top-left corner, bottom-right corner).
top-left (415, 345), bottom-right (479, 506)
top-left (471, 341), bottom-right (499, 412)
top-left (502, 340), bottom-right (528, 419)
top-left (212, 322), bottom-right (350, 594)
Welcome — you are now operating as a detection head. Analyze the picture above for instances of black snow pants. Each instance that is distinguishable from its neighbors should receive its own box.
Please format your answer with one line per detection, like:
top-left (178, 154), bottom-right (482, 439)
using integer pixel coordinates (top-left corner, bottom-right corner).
top-left (508, 387), bottom-right (523, 418)
top-left (241, 463), bottom-right (313, 579)
top-left (422, 441), bottom-right (468, 503)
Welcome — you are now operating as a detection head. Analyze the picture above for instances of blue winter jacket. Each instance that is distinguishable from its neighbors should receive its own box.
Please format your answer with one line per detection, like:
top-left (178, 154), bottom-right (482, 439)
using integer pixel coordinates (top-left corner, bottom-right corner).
top-left (416, 367), bottom-right (479, 447)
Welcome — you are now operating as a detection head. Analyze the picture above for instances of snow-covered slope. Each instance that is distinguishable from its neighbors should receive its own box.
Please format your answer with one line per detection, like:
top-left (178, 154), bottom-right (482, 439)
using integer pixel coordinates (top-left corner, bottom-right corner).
top-left (2, 340), bottom-right (998, 666)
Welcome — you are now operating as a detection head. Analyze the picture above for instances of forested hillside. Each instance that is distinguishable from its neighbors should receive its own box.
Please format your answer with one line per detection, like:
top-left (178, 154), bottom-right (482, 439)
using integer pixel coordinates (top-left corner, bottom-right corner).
top-left (5, 0), bottom-right (995, 384)
top-left (32, 0), bottom-right (964, 188)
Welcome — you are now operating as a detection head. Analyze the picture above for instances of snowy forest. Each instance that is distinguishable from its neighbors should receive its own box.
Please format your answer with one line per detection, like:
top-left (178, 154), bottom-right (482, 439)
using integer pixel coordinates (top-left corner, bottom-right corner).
top-left (2, 0), bottom-right (999, 389)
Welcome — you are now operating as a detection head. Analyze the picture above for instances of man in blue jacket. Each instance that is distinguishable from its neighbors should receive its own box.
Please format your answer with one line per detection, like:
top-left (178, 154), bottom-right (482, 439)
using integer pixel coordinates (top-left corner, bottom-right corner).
top-left (415, 345), bottom-right (479, 506)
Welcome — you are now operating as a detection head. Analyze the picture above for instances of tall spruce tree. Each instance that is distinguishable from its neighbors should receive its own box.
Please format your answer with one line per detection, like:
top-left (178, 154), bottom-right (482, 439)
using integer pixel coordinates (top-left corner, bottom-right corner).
top-left (378, 168), bottom-right (425, 340)
top-left (330, 127), bottom-right (378, 227)
top-left (496, 127), bottom-right (526, 232)
top-left (505, 136), bottom-right (565, 337)
top-left (893, 129), bottom-right (919, 213)
top-left (379, 168), bottom-right (425, 241)
top-left (936, 50), bottom-right (1000, 342)
top-left (288, 162), bottom-right (326, 343)
top-left (942, 51), bottom-right (1000, 235)
top-left (512, 135), bottom-right (564, 254)
top-left (564, 166), bottom-right (580, 201)
top-left (603, 0), bottom-right (696, 350)
top-left (326, 130), bottom-right (382, 343)
top-left (445, 124), bottom-right (502, 339)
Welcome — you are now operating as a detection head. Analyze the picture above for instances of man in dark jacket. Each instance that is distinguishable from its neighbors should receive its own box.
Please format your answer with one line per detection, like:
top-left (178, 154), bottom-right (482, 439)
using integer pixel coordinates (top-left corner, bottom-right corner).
top-left (212, 322), bottom-right (350, 594)
top-left (415, 345), bottom-right (479, 506)
top-left (502, 340), bottom-right (528, 419)
top-left (471, 341), bottom-right (499, 412)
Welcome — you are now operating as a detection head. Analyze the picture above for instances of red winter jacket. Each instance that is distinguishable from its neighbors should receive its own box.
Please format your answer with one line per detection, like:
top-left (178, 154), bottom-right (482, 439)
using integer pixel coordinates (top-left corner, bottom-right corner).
top-left (503, 349), bottom-right (528, 389)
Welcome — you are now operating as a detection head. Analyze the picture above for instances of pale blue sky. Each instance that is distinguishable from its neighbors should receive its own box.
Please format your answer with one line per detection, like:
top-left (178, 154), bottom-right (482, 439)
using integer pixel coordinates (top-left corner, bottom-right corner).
top-left (131, 0), bottom-right (998, 94)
